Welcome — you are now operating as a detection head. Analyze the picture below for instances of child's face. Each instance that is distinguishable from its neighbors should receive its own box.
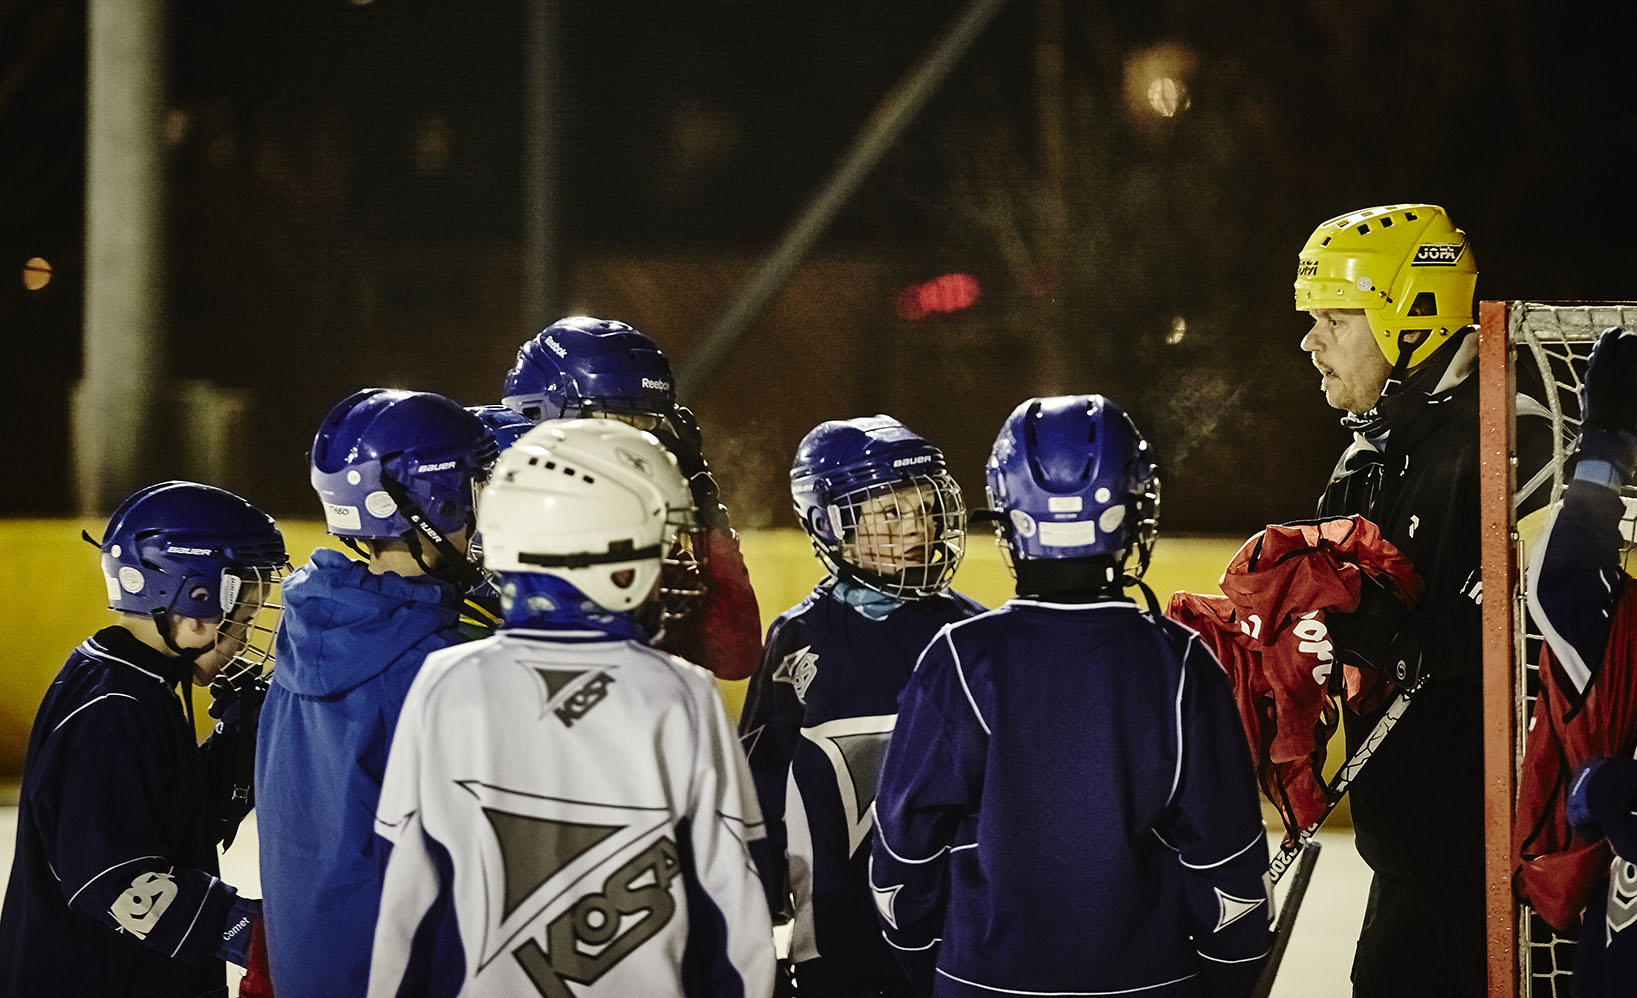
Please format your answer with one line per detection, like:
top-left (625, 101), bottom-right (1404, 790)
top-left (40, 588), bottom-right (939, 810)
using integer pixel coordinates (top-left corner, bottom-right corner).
top-left (186, 577), bottom-right (271, 685)
top-left (846, 485), bottom-right (936, 576)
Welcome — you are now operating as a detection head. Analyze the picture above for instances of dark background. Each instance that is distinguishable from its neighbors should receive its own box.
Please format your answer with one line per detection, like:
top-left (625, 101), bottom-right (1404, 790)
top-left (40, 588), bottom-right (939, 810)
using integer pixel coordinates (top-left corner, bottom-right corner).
top-left (4, 0), bottom-right (1635, 531)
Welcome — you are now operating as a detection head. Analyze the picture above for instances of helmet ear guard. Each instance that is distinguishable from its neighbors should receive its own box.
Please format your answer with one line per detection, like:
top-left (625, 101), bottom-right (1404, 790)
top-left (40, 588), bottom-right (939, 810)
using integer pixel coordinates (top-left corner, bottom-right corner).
top-left (1293, 203), bottom-right (1477, 370)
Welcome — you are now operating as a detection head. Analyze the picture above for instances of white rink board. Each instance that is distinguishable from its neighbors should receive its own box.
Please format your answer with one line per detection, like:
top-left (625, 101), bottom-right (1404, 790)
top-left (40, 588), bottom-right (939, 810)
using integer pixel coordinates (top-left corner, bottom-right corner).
top-left (0, 806), bottom-right (1368, 996)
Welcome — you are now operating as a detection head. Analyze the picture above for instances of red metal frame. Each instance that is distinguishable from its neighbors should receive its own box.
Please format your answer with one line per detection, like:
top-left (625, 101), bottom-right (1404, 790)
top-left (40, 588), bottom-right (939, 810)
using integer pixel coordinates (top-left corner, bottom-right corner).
top-left (1477, 299), bottom-right (1518, 996)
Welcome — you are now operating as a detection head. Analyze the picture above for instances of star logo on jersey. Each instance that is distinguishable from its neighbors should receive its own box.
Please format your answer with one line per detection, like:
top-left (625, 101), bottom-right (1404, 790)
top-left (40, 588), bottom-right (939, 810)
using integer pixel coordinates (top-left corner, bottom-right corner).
top-left (772, 645), bottom-right (819, 703)
top-left (871, 880), bottom-right (903, 930)
top-left (1212, 886), bottom-right (1267, 933)
top-left (456, 781), bottom-right (675, 975)
top-left (530, 666), bottom-right (617, 727)
top-left (801, 714), bottom-right (896, 854)
top-left (1607, 858), bottom-right (1637, 941)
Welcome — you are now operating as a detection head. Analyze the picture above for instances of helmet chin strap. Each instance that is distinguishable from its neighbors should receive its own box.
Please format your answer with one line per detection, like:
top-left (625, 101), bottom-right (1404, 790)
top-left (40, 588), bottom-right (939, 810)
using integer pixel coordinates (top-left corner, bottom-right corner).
top-left (378, 474), bottom-right (490, 592)
top-left (148, 608), bottom-right (200, 730)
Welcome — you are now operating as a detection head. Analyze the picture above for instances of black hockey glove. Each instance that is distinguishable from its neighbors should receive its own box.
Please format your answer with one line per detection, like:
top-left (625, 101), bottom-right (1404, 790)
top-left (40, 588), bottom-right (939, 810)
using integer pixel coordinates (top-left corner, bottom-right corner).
top-left (659, 405), bottom-right (731, 531)
top-left (1575, 326), bottom-right (1637, 482)
top-left (208, 672), bottom-right (269, 730)
top-left (1326, 574), bottom-right (1423, 691)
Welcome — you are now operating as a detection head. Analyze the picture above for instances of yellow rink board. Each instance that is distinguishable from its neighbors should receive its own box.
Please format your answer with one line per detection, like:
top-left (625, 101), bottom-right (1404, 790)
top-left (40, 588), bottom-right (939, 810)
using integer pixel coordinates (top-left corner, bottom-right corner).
top-left (0, 521), bottom-right (1247, 776)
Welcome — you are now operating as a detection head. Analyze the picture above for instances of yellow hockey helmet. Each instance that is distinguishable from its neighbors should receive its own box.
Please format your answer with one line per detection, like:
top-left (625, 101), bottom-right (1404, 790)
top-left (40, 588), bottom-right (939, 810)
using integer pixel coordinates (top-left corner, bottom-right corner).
top-left (1294, 204), bottom-right (1477, 369)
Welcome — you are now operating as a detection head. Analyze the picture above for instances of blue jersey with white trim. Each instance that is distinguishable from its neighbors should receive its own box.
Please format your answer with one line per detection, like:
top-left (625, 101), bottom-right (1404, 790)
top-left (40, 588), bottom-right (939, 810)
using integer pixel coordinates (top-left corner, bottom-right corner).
top-left (738, 584), bottom-right (983, 983)
top-left (871, 597), bottom-right (1270, 997)
top-left (0, 627), bottom-right (244, 997)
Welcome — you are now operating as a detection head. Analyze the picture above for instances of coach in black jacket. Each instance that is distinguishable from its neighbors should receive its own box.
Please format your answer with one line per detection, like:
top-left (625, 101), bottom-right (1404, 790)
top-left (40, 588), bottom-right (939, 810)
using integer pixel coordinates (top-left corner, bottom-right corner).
top-left (1292, 204), bottom-right (1548, 998)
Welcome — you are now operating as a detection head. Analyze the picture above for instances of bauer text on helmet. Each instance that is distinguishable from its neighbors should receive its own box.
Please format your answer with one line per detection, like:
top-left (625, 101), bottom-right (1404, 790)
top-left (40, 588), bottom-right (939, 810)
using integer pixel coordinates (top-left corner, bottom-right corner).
top-left (790, 415), bottom-right (967, 599)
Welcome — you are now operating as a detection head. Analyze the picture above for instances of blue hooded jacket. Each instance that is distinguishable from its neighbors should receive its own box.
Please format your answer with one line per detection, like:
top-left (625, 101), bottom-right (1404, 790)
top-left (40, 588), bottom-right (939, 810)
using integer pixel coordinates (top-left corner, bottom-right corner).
top-left (255, 548), bottom-right (470, 998)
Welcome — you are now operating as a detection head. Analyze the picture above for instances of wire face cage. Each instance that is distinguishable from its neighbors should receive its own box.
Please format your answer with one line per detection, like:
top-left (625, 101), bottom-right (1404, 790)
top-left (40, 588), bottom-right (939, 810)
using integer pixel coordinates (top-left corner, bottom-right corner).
top-left (211, 561), bottom-right (290, 694)
top-left (821, 472), bottom-right (967, 599)
top-left (1478, 301), bottom-right (1637, 998)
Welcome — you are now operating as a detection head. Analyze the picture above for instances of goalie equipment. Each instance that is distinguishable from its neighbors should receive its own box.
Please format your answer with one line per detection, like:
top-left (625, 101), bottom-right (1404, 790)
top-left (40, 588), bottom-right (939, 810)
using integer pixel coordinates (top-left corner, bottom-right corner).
top-left (477, 418), bottom-right (696, 615)
top-left (1294, 203), bottom-right (1477, 370)
top-left (985, 394), bottom-right (1159, 577)
top-left (500, 316), bottom-right (676, 426)
top-left (790, 414), bottom-right (967, 598)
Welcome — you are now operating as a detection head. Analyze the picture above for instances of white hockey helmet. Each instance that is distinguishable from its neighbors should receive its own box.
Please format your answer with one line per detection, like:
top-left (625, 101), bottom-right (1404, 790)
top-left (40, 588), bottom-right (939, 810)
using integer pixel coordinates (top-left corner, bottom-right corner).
top-left (476, 418), bottom-right (694, 613)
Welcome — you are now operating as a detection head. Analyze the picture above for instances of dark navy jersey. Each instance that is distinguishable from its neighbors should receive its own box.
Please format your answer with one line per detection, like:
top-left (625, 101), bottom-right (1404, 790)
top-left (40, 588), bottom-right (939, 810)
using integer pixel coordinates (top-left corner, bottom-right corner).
top-left (738, 584), bottom-right (983, 984)
top-left (871, 598), bottom-right (1270, 997)
top-left (1526, 477), bottom-right (1637, 996)
top-left (0, 627), bottom-right (243, 997)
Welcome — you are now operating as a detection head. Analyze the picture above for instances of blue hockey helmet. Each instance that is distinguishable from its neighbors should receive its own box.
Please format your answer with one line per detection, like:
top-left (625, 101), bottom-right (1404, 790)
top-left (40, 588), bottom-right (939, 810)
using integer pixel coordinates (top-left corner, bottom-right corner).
top-left (500, 316), bottom-right (676, 426)
top-left (466, 404), bottom-right (535, 454)
top-left (985, 395), bottom-right (1160, 576)
top-left (98, 480), bottom-right (288, 620)
top-left (310, 389), bottom-right (497, 545)
top-left (790, 415), bottom-right (966, 598)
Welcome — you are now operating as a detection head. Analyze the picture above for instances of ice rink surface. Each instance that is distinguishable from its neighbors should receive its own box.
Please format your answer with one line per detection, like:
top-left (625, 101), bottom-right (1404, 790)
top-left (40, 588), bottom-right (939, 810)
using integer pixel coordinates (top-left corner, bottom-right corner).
top-left (0, 804), bottom-right (1368, 996)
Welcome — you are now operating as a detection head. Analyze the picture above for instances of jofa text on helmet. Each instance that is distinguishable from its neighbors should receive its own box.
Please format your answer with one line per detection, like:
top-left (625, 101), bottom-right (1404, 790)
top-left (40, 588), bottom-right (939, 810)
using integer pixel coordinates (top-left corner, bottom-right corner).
top-left (1412, 242), bottom-right (1465, 266)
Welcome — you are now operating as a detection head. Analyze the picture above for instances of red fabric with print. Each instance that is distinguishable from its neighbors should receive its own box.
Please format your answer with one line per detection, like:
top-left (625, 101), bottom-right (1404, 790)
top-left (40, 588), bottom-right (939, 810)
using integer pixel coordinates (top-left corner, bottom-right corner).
top-left (1168, 516), bottom-right (1423, 844)
top-left (1514, 578), bottom-right (1637, 932)
top-left (655, 526), bottom-right (763, 681)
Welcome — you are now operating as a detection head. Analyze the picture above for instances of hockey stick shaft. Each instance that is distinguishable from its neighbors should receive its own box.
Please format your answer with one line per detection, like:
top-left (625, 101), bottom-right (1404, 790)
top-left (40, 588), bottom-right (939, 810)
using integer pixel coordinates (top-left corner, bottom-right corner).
top-left (1267, 676), bottom-right (1423, 884)
top-left (1251, 838), bottom-right (1322, 998)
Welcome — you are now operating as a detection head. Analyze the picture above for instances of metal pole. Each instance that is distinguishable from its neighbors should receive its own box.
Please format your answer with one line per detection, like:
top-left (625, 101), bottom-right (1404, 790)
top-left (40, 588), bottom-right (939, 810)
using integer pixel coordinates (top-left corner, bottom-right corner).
top-left (521, 0), bottom-right (561, 333)
top-left (77, 0), bottom-right (167, 513)
top-left (677, 0), bottom-right (1011, 398)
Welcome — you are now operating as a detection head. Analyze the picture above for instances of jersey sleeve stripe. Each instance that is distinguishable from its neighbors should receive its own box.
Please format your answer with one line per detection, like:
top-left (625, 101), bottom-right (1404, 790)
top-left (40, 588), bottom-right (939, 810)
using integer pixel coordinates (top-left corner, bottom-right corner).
top-left (168, 875), bottom-right (220, 958)
top-left (948, 632), bottom-right (991, 736)
top-left (51, 693), bottom-right (141, 733)
top-left (1166, 645), bottom-right (1188, 806)
top-left (66, 854), bottom-right (165, 907)
top-left (1196, 948), bottom-right (1269, 964)
top-left (1178, 831), bottom-right (1263, 870)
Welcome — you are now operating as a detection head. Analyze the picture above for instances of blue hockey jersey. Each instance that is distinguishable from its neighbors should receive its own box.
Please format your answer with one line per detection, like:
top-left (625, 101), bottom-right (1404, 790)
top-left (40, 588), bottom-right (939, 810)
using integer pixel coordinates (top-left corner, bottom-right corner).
top-left (255, 548), bottom-right (472, 998)
top-left (738, 582), bottom-right (983, 987)
top-left (871, 598), bottom-right (1271, 997)
top-left (1525, 476), bottom-right (1637, 996)
top-left (0, 627), bottom-right (246, 997)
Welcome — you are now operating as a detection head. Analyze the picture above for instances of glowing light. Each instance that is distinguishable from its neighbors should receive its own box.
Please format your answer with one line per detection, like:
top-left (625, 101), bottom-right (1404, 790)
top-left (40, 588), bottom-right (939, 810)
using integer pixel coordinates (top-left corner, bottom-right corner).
top-left (897, 273), bottom-right (981, 321)
top-left (1166, 316), bottom-right (1187, 345)
top-left (1146, 78), bottom-right (1191, 118)
top-left (1123, 43), bottom-right (1198, 125)
top-left (22, 257), bottom-right (51, 292)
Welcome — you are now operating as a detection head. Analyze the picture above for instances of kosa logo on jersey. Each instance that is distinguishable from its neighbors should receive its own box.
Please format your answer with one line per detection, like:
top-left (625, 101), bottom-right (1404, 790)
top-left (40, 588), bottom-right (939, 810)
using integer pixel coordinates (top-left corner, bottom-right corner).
top-left (1411, 242), bottom-right (1465, 266)
top-left (891, 454), bottom-right (933, 468)
top-left (544, 336), bottom-right (568, 358)
top-left (640, 377), bottom-right (670, 392)
top-left (512, 837), bottom-right (680, 993)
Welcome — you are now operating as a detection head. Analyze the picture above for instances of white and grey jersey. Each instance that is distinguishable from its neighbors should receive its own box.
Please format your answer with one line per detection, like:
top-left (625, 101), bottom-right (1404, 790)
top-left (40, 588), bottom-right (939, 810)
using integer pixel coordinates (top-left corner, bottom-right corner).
top-left (367, 628), bottom-right (776, 998)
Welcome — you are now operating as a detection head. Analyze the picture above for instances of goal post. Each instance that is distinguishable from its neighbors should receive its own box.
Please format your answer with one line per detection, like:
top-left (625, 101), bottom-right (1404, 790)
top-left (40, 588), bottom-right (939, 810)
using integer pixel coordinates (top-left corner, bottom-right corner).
top-left (1479, 299), bottom-right (1637, 998)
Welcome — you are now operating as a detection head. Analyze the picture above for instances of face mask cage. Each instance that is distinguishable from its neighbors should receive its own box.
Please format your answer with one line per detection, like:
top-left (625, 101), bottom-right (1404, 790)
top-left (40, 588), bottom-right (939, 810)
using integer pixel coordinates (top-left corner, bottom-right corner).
top-left (581, 406), bottom-right (672, 436)
top-left (657, 506), bottom-right (706, 628)
top-left (211, 561), bottom-right (290, 691)
top-left (826, 472), bottom-right (967, 598)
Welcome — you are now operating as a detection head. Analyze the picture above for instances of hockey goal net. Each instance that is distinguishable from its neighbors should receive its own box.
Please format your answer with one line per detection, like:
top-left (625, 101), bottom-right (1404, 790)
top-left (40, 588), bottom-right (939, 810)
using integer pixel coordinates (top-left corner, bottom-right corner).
top-left (1480, 300), bottom-right (1637, 998)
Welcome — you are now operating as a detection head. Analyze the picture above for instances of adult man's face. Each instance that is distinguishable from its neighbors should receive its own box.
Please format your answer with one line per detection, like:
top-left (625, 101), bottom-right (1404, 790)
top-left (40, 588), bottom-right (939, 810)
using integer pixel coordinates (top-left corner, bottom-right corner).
top-left (1300, 309), bottom-right (1393, 414)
